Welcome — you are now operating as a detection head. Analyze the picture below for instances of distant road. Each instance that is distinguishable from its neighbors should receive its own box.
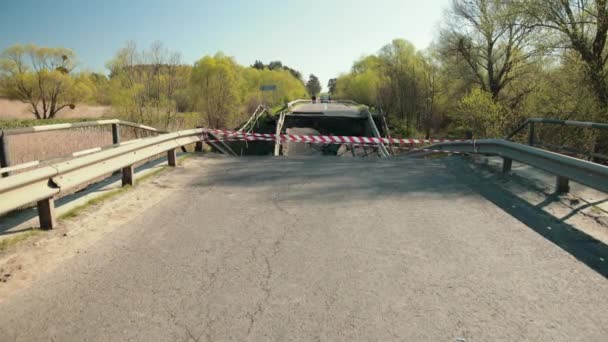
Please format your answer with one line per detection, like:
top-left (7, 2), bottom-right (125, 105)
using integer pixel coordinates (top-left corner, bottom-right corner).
top-left (291, 102), bottom-right (365, 117)
top-left (0, 156), bottom-right (607, 341)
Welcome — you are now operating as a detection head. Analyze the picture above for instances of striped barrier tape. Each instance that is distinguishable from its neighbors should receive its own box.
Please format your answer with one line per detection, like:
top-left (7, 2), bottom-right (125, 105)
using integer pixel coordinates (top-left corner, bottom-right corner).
top-left (200, 135), bottom-right (466, 155)
top-left (207, 129), bottom-right (466, 145)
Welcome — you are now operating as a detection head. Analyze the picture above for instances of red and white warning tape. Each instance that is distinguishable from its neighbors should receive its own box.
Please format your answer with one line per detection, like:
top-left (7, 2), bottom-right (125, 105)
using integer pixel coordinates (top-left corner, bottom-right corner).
top-left (206, 129), bottom-right (465, 145)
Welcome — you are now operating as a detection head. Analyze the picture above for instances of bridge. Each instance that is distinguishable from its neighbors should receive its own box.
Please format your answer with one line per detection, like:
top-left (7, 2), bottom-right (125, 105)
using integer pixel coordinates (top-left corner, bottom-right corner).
top-left (0, 110), bottom-right (607, 340)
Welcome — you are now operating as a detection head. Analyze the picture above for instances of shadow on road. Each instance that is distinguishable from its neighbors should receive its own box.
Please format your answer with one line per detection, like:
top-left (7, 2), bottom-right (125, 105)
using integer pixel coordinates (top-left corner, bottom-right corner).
top-left (446, 160), bottom-right (608, 278)
top-left (194, 155), bottom-right (608, 278)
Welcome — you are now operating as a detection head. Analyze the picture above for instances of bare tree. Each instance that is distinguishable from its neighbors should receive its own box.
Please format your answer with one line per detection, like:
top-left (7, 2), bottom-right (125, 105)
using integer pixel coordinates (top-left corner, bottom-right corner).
top-left (107, 41), bottom-right (186, 129)
top-left (519, 0), bottom-right (608, 107)
top-left (440, 0), bottom-right (538, 101)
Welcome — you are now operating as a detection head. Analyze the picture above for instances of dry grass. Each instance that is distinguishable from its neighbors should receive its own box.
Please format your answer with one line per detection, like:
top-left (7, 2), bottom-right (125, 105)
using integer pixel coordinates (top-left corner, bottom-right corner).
top-left (0, 229), bottom-right (41, 253)
top-left (6, 129), bottom-right (113, 165)
top-left (0, 99), bottom-right (191, 171)
top-left (0, 99), bottom-right (109, 120)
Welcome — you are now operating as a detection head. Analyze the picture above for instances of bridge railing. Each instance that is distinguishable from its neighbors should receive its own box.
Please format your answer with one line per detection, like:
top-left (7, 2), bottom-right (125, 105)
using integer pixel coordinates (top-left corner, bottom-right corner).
top-left (0, 119), bottom-right (168, 177)
top-left (505, 117), bottom-right (608, 163)
top-left (429, 139), bottom-right (608, 194)
top-left (0, 128), bottom-right (204, 229)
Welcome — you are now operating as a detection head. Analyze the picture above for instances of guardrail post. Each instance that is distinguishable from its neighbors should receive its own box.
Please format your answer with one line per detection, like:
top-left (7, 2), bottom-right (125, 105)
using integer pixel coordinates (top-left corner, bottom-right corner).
top-left (167, 149), bottom-right (177, 167)
top-left (528, 123), bottom-right (535, 146)
top-left (502, 157), bottom-right (513, 173)
top-left (195, 141), bottom-right (204, 152)
top-left (111, 123), bottom-right (120, 145)
top-left (0, 131), bottom-right (11, 177)
top-left (122, 165), bottom-right (135, 186)
top-left (556, 176), bottom-right (570, 193)
top-left (37, 197), bottom-right (57, 230)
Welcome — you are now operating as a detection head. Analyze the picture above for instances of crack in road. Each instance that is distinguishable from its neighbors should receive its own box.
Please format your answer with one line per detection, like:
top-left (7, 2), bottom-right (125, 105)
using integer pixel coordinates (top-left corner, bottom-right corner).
top-left (245, 187), bottom-right (298, 336)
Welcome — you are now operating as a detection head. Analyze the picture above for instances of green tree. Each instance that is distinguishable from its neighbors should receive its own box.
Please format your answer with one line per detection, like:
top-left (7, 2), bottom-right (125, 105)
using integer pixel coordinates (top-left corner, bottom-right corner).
top-left (268, 61), bottom-right (283, 70)
top-left (327, 78), bottom-right (337, 94)
top-left (252, 60), bottom-right (265, 70)
top-left (106, 41), bottom-right (190, 129)
top-left (242, 67), bottom-right (307, 107)
top-left (190, 53), bottom-right (243, 128)
top-left (0, 44), bottom-right (94, 119)
top-left (306, 74), bottom-right (321, 96)
top-left (458, 87), bottom-right (512, 138)
top-left (519, 0), bottom-right (608, 111)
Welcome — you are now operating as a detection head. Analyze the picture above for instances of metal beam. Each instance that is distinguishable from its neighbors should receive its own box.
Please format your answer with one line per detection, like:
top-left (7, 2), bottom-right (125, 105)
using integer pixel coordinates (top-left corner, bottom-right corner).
top-left (502, 157), bottom-right (513, 173)
top-left (112, 123), bottom-right (121, 145)
top-left (122, 165), bottom-right (135, 187)
top-left (37, 197), bottom-right (57, 230)
top-left (432, 139), bottom-right (608, 194)
top-left (167, 149), bottom-right (177, 167)
top-left (0, 131), bottom-right (10, 177)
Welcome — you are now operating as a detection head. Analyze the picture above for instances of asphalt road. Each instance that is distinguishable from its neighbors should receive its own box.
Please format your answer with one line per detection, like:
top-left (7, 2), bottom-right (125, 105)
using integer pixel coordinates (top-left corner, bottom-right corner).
top-left (291, 102), bottom-right (365, 117)
top-left (0, 156), bottom-right (607, 341)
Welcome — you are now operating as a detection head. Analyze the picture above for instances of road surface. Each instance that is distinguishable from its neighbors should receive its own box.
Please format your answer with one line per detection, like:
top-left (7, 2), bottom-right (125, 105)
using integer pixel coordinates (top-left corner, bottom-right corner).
top-left (291, 102), bottom-right (366, 117)
top-left (0, 156), bottom-right (607, 341)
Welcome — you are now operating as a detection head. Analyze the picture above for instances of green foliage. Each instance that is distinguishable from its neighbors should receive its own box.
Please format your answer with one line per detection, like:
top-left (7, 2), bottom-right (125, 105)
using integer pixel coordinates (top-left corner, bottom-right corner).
top-left (190, 54), bottom-right (243, 128)
top-left (306, 74), bottom-right (322, 96)
top-left (105, 41), bottom-right (192, 130)
top-left (457, 88), bottom-right (514, 138)
top-left (335, 40), bottom-right (438, 136)
top-left (0, 44), bottom-right (95, 119)
top-left (250, 60), bottom-right (303, 82)
top-left (242, 67), bottom-right (307, 106)
top-left (327, 78), bottom-right (337, 94)
top-left (0, 229), bottom-right (41, 253)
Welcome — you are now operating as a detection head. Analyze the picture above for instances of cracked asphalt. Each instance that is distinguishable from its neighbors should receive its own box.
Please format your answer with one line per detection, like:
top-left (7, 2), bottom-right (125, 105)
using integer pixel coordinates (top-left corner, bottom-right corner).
top-left (0, 156), bottom-right (607, 341)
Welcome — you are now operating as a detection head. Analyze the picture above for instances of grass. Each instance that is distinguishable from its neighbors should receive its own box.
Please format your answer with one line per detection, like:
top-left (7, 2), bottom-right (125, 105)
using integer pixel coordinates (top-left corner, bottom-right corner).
top-left (59, 153), bottom-right (194, 221)
top-left (0, 151), bottom-right (196, 255)
top-left (58, 187), bottom-right (131, 220)
top-left (0, 229), bottom-right (41, 252)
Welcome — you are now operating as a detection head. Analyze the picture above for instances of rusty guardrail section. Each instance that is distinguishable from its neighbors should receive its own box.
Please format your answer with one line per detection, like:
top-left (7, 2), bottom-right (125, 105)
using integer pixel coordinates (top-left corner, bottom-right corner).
top-left (0, 128), bottom-right (204, 229)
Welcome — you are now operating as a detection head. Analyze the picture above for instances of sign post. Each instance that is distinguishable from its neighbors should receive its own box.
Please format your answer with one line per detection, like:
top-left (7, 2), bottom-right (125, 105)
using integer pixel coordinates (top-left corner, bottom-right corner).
top-left (260, 85), bottom-right (277, 105)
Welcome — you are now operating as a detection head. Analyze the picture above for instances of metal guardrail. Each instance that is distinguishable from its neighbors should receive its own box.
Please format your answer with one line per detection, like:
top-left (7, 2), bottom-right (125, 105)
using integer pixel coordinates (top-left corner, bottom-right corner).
top-left (430, 139), bottom-right (608, 194)
top-left (505, 118), bottom-right (608, 162)
top-left (506, 118), bottom-right (608, 141)
top-left (0, 119), bottom-right (167, 177)
top-left (0, 128), bottom-right (204, 229)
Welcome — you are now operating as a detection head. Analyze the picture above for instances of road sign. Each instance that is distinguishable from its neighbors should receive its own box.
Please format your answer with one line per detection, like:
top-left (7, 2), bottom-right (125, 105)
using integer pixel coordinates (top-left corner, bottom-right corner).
top-left (260, 85), bottom-right (277, 91)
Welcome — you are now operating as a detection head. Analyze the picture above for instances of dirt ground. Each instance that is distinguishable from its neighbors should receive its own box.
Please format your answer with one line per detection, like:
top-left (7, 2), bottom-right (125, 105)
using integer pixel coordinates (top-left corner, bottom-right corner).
top-left (0, 160), bottom-right (188, 301)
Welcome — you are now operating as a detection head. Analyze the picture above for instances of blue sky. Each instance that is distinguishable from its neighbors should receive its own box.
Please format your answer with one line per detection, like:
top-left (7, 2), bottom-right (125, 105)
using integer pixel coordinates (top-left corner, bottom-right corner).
top-left (0, 0), bottom-right (450, 89)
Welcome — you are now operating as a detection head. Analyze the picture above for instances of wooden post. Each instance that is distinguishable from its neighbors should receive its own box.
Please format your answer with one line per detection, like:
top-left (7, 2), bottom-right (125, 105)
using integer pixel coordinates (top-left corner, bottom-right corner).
top-left (122, 165), bottom-right (135, 186)
top-left (167, 149), bottom-right (177, 167)
top-left (37, 197), bottom-right (57, 230)
top-left (502, 157), bottom-right (513, 173)
top-left (0, 132), bottom-right (11, 177)
top-left (556, 176), bottom-right (570, 193)
top-left (111, 124), bottom-right (120, 145)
